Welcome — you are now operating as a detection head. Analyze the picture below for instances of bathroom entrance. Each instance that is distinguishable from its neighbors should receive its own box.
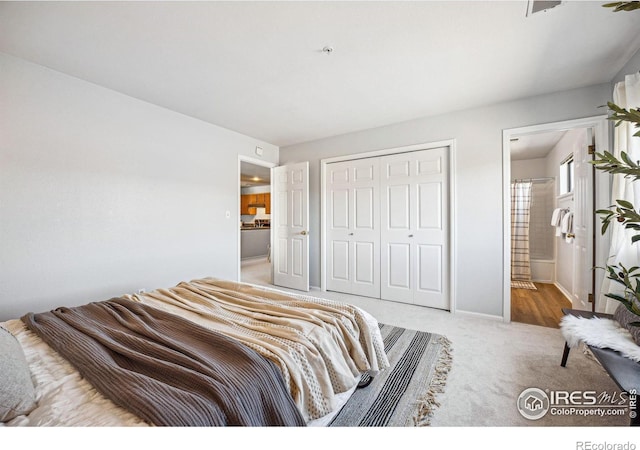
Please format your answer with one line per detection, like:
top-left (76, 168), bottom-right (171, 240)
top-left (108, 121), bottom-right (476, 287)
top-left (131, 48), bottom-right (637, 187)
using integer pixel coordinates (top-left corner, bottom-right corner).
top-left (502, 116), bottom-right (609, 327)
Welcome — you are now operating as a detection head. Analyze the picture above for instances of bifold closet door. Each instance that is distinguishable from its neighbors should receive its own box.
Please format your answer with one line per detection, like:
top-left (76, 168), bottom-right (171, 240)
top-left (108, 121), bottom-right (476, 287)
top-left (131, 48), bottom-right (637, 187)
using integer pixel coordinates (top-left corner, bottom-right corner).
top-left (380, 147), bottom-right (449, 309)
top-left (325, 158), bottom-right (380, 298)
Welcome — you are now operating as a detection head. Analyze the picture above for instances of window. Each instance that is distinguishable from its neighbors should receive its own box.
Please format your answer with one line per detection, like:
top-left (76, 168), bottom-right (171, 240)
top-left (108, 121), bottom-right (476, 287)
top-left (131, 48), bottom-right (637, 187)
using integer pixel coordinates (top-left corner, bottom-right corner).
top-left (559, 154), bottom-right (574, 195)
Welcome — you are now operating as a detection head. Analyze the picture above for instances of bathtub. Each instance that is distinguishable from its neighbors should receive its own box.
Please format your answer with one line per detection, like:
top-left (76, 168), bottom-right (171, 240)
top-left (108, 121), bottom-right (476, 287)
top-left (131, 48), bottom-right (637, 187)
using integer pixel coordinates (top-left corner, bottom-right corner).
top-left (530, 259), bottom-right (555, 283)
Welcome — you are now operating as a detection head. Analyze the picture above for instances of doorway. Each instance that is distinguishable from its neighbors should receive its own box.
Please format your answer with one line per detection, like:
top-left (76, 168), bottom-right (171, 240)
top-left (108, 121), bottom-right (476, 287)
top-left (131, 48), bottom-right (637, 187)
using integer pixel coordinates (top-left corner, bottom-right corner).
top-left (238, 157), bottom-right (274, 287)
top-left (502, 116), bottom-right (609, 325)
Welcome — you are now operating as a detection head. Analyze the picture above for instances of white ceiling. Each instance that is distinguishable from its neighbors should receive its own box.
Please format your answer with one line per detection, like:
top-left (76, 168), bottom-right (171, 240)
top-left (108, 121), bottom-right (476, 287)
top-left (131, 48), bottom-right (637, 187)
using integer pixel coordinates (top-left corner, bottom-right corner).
top-left (510, 129), bottom-right (567, 160)
top-left (240, 161), bottom-right (271, 187)
top-left (1, 1), bottom-right (640, 147)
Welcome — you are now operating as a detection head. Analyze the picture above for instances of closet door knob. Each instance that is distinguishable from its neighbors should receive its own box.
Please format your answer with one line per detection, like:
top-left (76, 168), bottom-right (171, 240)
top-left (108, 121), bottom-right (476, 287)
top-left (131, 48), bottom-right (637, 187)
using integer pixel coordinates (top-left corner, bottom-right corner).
top-left (408, 234), bottom-right (414, 238)
top-left (348, 232), bottom-right (354, 236)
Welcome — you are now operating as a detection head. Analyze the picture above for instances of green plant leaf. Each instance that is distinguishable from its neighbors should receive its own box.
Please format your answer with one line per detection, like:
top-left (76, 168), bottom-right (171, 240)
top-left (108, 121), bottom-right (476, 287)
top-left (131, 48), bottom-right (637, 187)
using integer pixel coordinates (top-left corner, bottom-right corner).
top-left (616, 199), bottom-right (635, 209)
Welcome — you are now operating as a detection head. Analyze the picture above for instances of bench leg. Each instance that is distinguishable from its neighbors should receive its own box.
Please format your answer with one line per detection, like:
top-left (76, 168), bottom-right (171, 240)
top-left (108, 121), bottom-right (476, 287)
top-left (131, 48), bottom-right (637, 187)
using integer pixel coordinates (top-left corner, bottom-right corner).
top-left (560, 342), bottom-right (570, 367)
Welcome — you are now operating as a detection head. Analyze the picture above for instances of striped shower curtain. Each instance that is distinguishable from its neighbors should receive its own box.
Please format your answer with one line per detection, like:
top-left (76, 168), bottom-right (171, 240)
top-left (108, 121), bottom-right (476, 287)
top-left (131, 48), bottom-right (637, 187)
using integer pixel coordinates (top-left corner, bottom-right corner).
top-left (511, 181), bottom-right (533, 281)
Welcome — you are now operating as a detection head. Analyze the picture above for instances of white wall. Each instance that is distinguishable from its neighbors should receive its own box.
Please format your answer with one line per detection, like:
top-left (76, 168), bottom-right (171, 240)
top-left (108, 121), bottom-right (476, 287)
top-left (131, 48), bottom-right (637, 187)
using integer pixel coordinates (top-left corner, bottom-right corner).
top-left (280, 83), bottom-right (611, 317)
top-left (511, 158), bottom-right (548, 180)
top-left (241, 186), bottom-right (271, 195)
top-left (0, 53), bottom-right (278, 321)
top-left (612, 46), bottom-right (640, 85)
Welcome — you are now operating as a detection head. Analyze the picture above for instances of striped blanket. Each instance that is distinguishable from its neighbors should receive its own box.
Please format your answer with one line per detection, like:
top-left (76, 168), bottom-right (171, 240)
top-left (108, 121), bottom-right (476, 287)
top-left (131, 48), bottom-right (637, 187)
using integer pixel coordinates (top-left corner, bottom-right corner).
top-left (22, 298), bottom-right (306, 426)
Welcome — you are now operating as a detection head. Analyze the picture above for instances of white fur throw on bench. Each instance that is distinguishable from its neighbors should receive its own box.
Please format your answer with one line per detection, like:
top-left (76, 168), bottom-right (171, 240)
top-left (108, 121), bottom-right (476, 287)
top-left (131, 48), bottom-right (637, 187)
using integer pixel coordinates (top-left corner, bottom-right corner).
top-left (560, 315), bottom-right (640, 363)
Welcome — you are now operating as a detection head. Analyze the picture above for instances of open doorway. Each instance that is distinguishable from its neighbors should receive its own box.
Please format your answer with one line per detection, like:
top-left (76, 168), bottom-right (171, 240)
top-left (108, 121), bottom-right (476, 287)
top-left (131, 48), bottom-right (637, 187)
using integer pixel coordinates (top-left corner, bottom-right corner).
top-left (239, 157), bottom-right (274, 287)
top-left (502, 116), bottom-right (609, 327)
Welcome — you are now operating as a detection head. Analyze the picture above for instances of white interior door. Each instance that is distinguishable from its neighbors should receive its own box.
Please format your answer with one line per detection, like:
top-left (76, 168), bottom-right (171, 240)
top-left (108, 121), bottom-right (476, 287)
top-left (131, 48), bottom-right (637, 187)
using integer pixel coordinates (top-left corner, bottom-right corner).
top-left (272, 162), bottom-right (309, 291)
top-left (572, 128), bottom-right (594, 310)
top-left (325, 158), bottom-right (380, 297)
top-left (380, 147), bottom-right (449, 309)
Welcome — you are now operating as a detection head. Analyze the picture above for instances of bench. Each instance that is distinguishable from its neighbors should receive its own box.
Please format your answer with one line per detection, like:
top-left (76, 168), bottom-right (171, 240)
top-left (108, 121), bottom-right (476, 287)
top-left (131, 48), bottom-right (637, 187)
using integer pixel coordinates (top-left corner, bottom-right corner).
top-left (561, 308), bottom-right (640, 426)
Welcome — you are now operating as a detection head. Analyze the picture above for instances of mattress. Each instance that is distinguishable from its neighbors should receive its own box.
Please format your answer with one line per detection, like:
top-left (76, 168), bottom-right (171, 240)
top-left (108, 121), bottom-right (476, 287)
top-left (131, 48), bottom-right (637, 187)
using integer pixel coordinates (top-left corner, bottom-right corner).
top-left (1, 277), bottom-right (388, 427)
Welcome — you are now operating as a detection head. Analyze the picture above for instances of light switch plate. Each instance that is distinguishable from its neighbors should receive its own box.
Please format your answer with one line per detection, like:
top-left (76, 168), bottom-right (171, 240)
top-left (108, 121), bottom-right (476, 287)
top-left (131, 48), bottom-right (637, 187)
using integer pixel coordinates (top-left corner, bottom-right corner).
top-left (255, 146), bottom-right (263, 156)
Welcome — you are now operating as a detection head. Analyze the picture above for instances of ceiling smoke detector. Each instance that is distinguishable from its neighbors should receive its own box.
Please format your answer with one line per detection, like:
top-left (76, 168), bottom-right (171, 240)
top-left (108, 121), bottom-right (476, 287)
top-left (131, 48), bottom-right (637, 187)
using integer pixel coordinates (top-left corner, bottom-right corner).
top-left (322, 46), bottom-right (334, 55)
top-left (526, 1), bottom-right (563, 17)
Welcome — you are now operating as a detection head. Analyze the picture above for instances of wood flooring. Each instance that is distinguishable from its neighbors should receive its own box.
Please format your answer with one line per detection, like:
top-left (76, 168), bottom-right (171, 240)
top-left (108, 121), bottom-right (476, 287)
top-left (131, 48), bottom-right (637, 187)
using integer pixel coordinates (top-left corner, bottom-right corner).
top-left (511, 282), bottom-right (572, 328)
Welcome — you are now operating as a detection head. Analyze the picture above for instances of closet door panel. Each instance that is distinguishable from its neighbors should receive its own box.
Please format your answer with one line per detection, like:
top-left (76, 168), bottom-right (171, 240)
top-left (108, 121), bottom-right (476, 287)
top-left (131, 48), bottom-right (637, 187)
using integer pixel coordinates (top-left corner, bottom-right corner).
top-left (325, 158), bottom-right (379, 297)
top-left (417, 182), bottom-right (442, 230)
top-left (326, 161), bottom-right (353, 294)
top-left (351, 159), bottom-right (380, 298)
top-left (381, 153), bottom-right (415, 304)
top-left (331, 189), bottom-right (350, 229)
top-left (412, 148), bottom-right (449, 309)
top-left (331, 241), bottom-right (350, 280)
top-left (354, 241), bottom-right (375, 284)
top-left (383, 243), bottom-right (413, 303)
top-left (354, 187), bottom-right (374, 230)
top-left (351, 180), bottom-right (380, 298)
top-left (381, 148), bottom-right (449, 309)
top-left (417, 244), bottom-right (442, 292)
top-left (387, 184), bottom-right (410, 229)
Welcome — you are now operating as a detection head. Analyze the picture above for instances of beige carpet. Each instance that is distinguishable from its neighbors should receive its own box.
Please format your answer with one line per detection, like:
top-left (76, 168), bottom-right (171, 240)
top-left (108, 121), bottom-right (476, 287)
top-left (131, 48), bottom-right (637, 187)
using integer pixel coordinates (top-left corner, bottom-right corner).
top-left (241, 258), bottom-right (629, 427)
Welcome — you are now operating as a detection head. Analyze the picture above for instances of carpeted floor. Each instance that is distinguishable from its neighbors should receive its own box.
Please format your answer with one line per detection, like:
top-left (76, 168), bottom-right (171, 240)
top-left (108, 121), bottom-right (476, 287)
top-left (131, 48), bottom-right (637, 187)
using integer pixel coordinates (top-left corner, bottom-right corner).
top-left (241, 258), bottom-right (630, 427)
top-left (329, 324), bottom-right (452, 427)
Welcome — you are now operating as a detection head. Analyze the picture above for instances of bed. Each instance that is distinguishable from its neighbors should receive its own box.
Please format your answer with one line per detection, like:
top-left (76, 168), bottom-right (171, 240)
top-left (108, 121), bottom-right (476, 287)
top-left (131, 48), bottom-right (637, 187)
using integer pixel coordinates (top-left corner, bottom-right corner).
top-left (0, 277), bottom-right (389, 427)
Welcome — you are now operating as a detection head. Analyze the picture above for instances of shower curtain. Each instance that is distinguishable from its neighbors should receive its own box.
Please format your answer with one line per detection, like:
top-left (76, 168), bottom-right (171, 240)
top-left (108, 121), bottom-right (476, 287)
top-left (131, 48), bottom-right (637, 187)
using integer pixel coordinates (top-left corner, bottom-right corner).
top-left (511, 181), bottom-right (533, 281)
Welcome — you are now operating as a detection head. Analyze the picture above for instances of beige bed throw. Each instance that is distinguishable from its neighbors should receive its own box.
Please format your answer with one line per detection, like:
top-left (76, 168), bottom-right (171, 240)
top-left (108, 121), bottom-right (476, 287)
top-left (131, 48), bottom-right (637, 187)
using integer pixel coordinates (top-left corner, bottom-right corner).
top-left (124, 278), bottom-right (389, 421)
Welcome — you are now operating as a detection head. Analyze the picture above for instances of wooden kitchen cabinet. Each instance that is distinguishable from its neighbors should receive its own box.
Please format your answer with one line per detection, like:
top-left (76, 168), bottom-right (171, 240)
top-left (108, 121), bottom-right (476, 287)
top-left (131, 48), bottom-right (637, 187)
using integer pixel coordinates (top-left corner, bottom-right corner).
top-left (240, 192), bottom-right (271, 215)
top-left (241, 194), bottom-right (252, 215)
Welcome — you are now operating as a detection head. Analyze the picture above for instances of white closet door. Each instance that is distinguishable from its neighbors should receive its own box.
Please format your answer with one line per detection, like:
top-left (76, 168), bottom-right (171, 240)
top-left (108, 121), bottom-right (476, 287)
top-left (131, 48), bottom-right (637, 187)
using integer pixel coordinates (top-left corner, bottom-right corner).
top-left (326, 158), bottom-right (380, 297)
top-left (326, 161), bottom-right (352, 294)
top-left (380, 147), bottom-right (448, 309)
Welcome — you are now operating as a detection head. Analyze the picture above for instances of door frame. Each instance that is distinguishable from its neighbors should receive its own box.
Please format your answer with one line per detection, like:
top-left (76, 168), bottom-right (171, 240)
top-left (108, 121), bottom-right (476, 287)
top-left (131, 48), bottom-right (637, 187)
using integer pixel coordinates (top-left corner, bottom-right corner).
top-left (238, 155), bottom-right (276, 283)
top-left (320, 139), bottom-right (457, 312)
top-left (502, 115), bottom-right (609, 322)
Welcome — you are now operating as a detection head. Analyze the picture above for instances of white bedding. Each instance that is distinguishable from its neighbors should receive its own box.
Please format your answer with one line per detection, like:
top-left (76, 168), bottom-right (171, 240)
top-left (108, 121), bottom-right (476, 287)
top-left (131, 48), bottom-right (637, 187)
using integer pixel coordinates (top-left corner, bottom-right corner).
top-left (1, 279), bottom-right (387, 427)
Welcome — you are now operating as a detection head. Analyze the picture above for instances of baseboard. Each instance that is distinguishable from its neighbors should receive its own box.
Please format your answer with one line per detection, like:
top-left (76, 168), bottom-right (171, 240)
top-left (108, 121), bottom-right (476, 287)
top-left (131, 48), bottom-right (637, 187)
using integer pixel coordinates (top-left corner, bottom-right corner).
top-left (454, 309), bottom-right (504, 322)
top-left (240, 255), bottom-right (269, 261)
top-left (554, 282), bottom-right (573, 302)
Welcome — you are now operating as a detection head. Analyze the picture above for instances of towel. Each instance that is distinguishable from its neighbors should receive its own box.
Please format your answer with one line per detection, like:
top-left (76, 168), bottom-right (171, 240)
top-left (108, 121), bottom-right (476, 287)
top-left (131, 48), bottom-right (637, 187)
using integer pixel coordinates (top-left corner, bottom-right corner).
top-left (551, 208), bottom-right (566, 236)
top-left (550, 208), bottom-right (564, 227)
top-left (561, 212), bottom-right (573, 243)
